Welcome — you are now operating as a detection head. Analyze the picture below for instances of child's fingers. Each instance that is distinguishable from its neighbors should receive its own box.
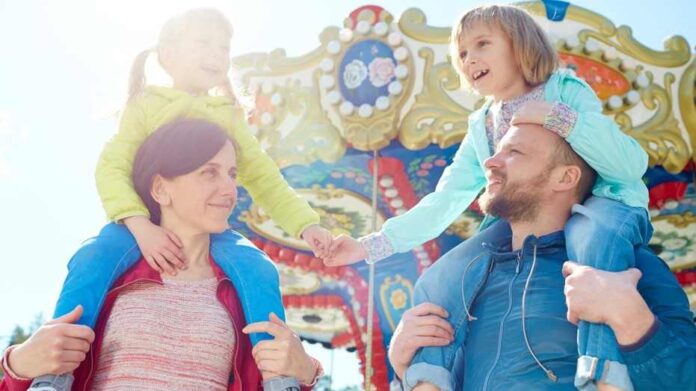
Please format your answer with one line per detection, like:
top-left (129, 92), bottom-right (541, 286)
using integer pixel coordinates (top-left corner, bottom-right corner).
top-left (162, 248), bottom-right (186, 269)
top-left (153, 253), bottom-right (177, 276)
top-left (165, 229), bottom-right (184, 248)
top-left (144, 255), bottom-right (164, 274)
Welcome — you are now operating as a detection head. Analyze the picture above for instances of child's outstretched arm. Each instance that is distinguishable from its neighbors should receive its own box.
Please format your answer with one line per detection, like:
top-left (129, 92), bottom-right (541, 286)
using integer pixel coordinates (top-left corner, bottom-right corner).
top-left (95, 104), bottom-right (185, 274)
top-left (360, 132), bottom-right (487, 264)
top-left (322, 132), bottom-right (486, 266)
top-left (512, 75), bottom-right (648, 185)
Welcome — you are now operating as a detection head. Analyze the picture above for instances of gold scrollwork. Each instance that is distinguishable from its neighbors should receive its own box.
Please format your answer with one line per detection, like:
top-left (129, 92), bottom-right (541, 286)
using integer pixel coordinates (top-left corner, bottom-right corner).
top-left (678, 57), bottom-right (696, 160)
top-left (259, 75), bottom-right (346, 167)
top-left (398, 8), bottom-right (451, 44)
top-left (520, 2), bottom-right (690, 67)
top-left (622, 73), bottom-right (690, 173)
top-left (400, 47), bottom-right (474, 150)
top-left (654, 211), bottom-right (696, 229)
top-left (518, 2), bottom-right (617, 37)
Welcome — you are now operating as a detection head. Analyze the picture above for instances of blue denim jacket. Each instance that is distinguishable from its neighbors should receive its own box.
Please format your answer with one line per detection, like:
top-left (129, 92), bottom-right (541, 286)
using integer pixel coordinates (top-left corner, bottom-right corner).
top-left (406, 222), bottom-right (695, 390)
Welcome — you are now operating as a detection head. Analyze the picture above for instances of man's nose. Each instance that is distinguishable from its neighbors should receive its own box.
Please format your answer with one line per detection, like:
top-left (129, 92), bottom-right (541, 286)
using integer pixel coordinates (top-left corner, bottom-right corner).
top-left (484, 153), bottom-right (501, 170)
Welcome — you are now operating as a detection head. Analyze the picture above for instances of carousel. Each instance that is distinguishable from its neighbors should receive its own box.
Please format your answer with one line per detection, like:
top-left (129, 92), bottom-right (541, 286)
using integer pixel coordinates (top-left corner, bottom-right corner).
top-left (227, 1), bottom-right (696, 388)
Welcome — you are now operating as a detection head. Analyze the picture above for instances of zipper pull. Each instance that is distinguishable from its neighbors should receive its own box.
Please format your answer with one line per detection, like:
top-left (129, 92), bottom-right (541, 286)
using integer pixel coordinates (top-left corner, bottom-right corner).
top-left (515, 252), bottom-right (522, 274)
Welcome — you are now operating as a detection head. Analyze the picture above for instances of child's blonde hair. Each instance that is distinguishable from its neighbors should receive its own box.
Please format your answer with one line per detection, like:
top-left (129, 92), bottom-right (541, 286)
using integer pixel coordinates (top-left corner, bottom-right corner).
top-left (449, 4), bottom-right (559, 90)
top-left (127, 8), bottom-right (238, 103)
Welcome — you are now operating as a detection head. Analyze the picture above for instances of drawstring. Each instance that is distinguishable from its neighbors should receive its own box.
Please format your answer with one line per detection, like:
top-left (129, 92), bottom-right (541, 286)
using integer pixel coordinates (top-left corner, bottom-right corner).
top-left (461, 252), bottom-right (487, 322)
top-left (521, 244), bottom-right (558, 382)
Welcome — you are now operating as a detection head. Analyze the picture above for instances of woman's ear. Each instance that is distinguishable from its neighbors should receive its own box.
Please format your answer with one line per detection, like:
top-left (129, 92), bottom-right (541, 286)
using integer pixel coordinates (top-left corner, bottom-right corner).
top-left (151, 175), bottom-right (171, 206)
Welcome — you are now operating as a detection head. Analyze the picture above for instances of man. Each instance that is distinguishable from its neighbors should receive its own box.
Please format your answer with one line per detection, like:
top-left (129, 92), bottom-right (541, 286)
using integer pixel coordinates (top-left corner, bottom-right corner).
top-left (331, 123), bottom-right (696, 390)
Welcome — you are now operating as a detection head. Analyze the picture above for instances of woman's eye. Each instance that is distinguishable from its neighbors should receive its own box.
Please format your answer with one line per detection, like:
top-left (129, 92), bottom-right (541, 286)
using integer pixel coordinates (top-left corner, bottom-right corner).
top-left (203, 169), bottom-right (217, 177)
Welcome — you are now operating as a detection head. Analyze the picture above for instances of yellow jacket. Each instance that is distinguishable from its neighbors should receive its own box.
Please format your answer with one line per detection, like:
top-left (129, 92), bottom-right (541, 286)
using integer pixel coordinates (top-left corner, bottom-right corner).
top-left (95, 86), bottom-right (319, 238)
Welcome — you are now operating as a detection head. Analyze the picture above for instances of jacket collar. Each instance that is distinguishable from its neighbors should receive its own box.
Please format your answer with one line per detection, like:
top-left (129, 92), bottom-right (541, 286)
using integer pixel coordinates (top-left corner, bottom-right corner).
top-left (482, 220), bottom-right (566, 256)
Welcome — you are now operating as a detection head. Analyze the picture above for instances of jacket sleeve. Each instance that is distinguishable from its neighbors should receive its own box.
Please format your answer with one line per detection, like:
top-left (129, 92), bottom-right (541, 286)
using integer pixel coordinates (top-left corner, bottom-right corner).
top-left (622, 247), bottom-right (696, 390)
top-left (230, 110), bottom-right (319, 238)
top-left (559, 75), bottom-right (649, 184)
top-left (1, 346), bottom-right (31, 391)
top-left (380, 131), bottom-right (487, 254)
top-left (95, 102), bottom-right (151, 221)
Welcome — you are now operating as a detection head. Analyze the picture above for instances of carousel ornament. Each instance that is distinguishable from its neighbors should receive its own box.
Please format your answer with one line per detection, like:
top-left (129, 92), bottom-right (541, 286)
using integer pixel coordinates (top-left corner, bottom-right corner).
top-left (229, 2), bottom-right (696, 387)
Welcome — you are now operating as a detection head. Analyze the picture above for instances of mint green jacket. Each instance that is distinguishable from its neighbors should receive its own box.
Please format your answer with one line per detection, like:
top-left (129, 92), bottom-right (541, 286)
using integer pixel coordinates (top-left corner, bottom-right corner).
top-left (381, 69), bottom-right (649, 254)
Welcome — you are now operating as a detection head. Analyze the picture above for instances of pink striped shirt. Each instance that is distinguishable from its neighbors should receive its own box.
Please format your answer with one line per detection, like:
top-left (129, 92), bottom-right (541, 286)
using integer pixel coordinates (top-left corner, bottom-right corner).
top-left (92, 277), bottom-right (235, 390)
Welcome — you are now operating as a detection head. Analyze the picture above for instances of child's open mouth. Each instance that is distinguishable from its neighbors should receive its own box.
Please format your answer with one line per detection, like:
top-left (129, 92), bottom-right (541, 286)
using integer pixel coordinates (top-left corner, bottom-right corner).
top-left (472, 69), bottom-right (489, 81)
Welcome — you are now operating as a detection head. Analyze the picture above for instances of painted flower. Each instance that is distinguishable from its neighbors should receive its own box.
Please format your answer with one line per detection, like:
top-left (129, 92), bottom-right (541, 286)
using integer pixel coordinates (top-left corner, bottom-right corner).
top-left (343, 60), bottom-right (368, 90)
top-left (390, 289), bottom-right (408, 310)
top-left (368, 57), bottom-right (395, 88)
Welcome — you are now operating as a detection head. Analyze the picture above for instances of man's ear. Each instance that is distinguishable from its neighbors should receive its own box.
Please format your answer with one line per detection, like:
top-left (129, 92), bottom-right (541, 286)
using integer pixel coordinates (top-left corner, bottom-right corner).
top-left (552, 165), bottom-right (581, 193)
top-left (151, 175), bottom-right (171, 206)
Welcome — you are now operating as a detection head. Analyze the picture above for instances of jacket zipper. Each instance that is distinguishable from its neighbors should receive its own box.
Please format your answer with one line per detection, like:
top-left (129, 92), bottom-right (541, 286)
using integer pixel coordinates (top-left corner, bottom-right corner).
top-left (218, 277), bottom-right (243, 390)
top-left (482, 252), bottom-right (522, 391)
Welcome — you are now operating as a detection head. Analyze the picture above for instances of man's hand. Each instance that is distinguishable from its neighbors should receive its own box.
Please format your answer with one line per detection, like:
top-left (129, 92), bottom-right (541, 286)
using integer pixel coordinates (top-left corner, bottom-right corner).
top-left (242, 313), bottom-right (318, 385)
top-left (124, 215), bottom-right (186, 276)
top-left (322, 234), bottom-right (368, 266)
top-left (388, 303), bottom-right (454, 379)
top-left (7, 305), bottom-right (94, 378)
top-left (562, 261), bottom-right (654, 345)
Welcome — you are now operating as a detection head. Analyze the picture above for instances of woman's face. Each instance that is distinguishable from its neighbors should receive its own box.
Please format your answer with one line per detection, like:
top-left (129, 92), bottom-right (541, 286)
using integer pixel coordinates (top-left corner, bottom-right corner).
top-left (158, 140), bottom-right (238, 234)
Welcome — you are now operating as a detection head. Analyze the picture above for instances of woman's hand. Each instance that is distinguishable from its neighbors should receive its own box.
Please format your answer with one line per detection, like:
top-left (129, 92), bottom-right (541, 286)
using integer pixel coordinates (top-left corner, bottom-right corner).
top-left (301, 224), bottom-right (333, 259)
top-left (6, 306), bottom-right (94, 378)
top-left (243, 313), bottom-right (318, 385)
top-left (124, 215), bottom-right (186, 275)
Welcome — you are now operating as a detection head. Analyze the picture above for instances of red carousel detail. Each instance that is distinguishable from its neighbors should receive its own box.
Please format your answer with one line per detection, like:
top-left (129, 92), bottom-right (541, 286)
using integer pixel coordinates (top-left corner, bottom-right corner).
top-left (251, 239), bottom-right (390, 389)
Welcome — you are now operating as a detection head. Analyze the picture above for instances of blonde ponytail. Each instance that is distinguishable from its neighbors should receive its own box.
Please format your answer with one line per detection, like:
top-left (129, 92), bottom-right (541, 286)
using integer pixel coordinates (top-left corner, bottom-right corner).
top-left (128, 49), bottom-right (153, 102)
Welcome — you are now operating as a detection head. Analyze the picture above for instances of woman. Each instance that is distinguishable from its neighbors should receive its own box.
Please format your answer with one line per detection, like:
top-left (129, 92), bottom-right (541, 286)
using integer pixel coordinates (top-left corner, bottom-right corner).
top-left (1, 118), bottom-right (322, 390)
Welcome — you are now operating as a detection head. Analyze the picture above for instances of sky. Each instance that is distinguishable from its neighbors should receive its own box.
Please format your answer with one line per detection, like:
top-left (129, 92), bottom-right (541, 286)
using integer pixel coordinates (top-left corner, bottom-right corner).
top-left (1, 0), bottom-right (695, 385)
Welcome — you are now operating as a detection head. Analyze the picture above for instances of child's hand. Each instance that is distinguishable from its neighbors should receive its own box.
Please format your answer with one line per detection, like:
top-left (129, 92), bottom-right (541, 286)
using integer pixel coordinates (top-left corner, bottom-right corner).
top-left (322, 234), bottom-right (367, 266)
top-left (301, 224), bottom-right (333, 258)
top-left (124, 216), bottom-right (186, 275)
top-left (510, 101), bottom-right (553, 126)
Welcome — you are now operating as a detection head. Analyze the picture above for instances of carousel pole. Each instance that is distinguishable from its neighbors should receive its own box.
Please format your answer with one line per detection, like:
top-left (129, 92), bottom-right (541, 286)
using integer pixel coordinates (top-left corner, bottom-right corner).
top-left (364, 144), bottom-right (379, 391)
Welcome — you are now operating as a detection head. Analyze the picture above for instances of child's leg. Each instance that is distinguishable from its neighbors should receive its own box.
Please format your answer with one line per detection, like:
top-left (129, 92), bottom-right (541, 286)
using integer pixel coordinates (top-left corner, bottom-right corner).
top-left (210, 230), bottom-right (299, 390)
top-left (565, 196), bottom-right (651, 391)
top-left (31, 223), bottom-right (142, 391)
top-left (210, 230), bottom-right (286, 345)
top-left (403, 220), bottom-right (508, 391)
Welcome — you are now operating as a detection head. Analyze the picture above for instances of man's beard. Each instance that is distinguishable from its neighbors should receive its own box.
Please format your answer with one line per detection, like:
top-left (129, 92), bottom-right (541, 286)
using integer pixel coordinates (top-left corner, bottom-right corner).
top-left (479, 169), bottom-right (550, 223)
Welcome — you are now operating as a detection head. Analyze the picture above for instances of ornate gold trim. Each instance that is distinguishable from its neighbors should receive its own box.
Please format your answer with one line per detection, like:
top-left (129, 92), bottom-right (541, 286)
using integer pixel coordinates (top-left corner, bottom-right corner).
top-left (398, 8), bottom-right (451, 44)
top-left (519, 2), bottom-right (690, 68)
top-left (399, 47), bottom-right (473, 150)
top-left (678, 57), bottom-right (696, 159)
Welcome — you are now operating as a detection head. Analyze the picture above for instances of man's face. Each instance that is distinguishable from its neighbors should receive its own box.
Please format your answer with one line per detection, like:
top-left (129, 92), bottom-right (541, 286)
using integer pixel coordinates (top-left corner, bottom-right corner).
top-left (479, 124), bottom-right (556, 222)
